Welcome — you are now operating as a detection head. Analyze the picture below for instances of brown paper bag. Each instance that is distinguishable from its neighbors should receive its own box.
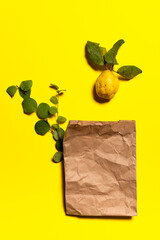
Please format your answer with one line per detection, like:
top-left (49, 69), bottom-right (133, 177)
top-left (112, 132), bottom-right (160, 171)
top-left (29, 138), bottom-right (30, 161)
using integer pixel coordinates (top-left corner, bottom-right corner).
top-left (63, 120), bottom-right (137, 216)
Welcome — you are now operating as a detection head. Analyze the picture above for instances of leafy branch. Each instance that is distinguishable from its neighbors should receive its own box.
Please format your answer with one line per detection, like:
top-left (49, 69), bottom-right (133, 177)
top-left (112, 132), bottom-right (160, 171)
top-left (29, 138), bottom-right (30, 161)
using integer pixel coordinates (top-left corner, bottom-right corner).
top-left (6, 80), bottom-right (67, 163)
top-left (86, 40), bottom-right (142, 80)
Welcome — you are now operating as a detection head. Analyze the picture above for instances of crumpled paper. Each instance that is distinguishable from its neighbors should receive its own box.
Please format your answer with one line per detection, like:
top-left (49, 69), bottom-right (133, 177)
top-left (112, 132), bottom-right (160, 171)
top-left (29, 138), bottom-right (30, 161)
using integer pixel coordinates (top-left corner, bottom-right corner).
top-left (63, 120), bottom-right (137, 216)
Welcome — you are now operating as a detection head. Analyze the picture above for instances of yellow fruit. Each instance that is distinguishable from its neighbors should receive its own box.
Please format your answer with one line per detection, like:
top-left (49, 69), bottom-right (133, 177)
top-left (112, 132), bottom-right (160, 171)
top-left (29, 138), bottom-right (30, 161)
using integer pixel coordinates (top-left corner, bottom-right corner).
top-left (95, 70), bottom-right (119, 100)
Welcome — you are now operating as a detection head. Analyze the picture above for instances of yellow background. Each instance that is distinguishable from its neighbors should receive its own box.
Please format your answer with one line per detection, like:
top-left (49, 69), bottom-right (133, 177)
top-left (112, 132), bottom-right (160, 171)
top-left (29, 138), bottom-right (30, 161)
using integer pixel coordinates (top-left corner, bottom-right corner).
top-left (0, 0), bottom-right (160, 239)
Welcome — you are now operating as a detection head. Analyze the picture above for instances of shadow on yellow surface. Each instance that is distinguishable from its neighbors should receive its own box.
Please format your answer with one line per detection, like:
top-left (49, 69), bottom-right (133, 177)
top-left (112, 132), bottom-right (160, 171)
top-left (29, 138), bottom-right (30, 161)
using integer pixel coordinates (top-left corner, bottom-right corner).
top-left (92, 84), bottom-right (110, 103)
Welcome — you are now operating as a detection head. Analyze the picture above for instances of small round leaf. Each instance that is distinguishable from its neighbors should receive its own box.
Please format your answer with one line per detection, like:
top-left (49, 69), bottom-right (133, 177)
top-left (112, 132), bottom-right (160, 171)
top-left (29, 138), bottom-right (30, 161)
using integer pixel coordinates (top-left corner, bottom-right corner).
top-left (50, 96), bottom-right (58, 104)
top-left (56, 89), bottom-right (66, 94)
top-left (53, 130), bottom-right (59, 141)
top-left (53, 151), bottom-right (63, 163)
top-left (53, 128), bottom-right (65, 140)
top-left (57, 116), bottom-right (67, 124)
top-left (20, 80), bottom-right (33, 91)
top-left (19, 88), bottom-right (31, 99)
top-left (51, 124), bottom-right (59, 130)
top-left (6, 85), bottom-right (17, 97)
top-left (22, 98), bottom-right (37, 114)
top-left (37, 103), bottom-right (50, 119)
top-left (57, 92), bottom-right (63, 96)
top-left (49, 84), bottom-right (59, 90)
top-left (49, 106), bottom-right (57, 115)
top-left (35, 120), bottom-right (50, 135)
top-left (58, 128), bottom-right (65, 139)
top-left (56, 140), bottom-right (63, 151)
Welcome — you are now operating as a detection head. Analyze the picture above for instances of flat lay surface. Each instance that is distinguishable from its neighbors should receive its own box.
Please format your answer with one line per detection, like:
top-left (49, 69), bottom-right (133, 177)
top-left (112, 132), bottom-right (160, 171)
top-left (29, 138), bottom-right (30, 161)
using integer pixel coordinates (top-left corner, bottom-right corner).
top-left (0, 0), bottom-right (160, 239)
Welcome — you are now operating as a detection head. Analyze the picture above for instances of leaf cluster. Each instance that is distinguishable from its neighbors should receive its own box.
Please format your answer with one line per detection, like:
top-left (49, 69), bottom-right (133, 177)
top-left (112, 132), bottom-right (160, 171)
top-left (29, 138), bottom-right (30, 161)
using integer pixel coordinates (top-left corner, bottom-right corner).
top-left (6, 81), bottom-right (67, 163)
top-left (86, 40), bottom-right (142, 80)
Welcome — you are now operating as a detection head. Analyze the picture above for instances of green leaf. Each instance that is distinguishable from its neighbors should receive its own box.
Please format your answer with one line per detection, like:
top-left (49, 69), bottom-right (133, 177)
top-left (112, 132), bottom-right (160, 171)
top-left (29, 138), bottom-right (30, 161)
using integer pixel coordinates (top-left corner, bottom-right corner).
top-left (22, 98), bottom-right (37, 114)
top-left (51, 124), bottom-right (59, 130)
top-left (56, 140), bottom-right (63, 151)
top-left (19, 88), bottom-right (31, 99)
top-left (50, 96), bottom-right (58, 104)
top-left (50, 83), bottom-right (59, 90)
top-left (6, 85), bottom-right (17, 97)
top-left (35, 120), bottom-right (50, 135)
top-left (57, 92), bottom-right (63, 96)
top-left (53, 128), bottom-right (65, 141)
top-left (99, 47), bottom-right (107, 56)
top-left (86, 41), bottom-right (104, 66)
top-left (20, 80), bottom-right (33, 91)
top-left (37, 103), bottom-right (50, 119)
top-left (104, 39), bottom-right (125, 65)
top-left (53, 151), bottom-right (63, 163)
top-left (57, 116), bottom-right (67, 124)
top-left (49, 106), bottom-right (57, 115)
top-left (53, 130), bottom-right (59, 140)
top-left (58, 128), bottom-right (65, 139)
top-left (56, 89), bottom-right (66, 94)
top-left (117, 65), bottom-right (142, 80)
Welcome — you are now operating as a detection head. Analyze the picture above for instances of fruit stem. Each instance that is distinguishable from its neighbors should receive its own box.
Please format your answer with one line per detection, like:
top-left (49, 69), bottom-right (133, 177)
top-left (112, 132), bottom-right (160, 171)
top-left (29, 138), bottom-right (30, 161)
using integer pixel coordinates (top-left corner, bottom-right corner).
top-left (105, 63), bottom-right (113, 71)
